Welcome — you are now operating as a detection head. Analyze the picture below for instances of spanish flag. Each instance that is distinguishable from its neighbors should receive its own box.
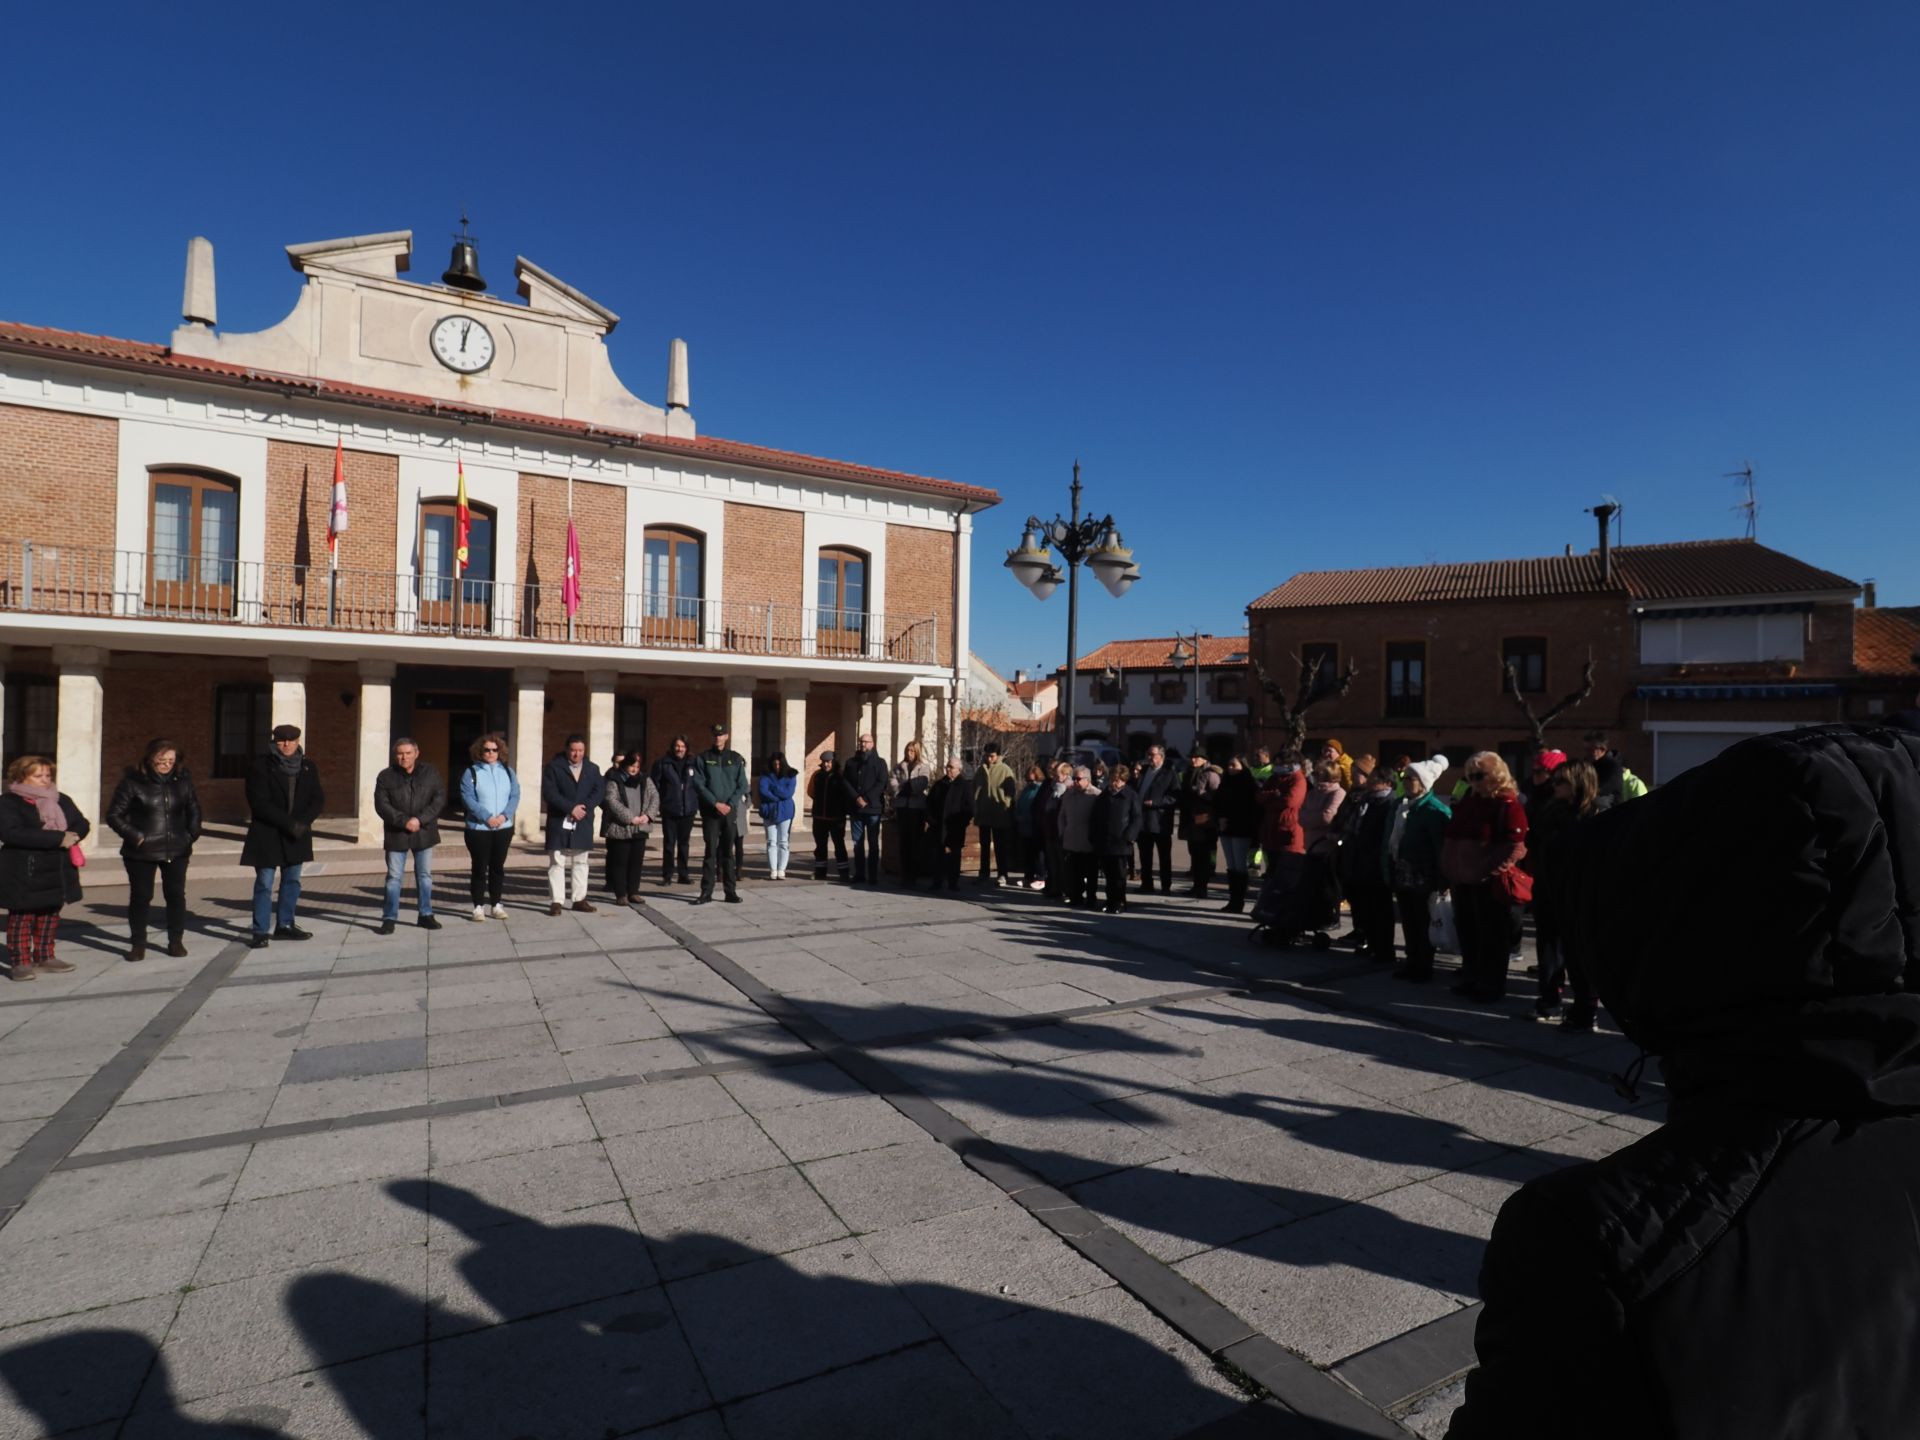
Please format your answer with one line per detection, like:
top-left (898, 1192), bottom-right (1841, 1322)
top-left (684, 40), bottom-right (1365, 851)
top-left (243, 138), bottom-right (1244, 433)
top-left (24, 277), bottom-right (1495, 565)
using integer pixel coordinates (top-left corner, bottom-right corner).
top-left (454, 458), bottom-right (471, 577)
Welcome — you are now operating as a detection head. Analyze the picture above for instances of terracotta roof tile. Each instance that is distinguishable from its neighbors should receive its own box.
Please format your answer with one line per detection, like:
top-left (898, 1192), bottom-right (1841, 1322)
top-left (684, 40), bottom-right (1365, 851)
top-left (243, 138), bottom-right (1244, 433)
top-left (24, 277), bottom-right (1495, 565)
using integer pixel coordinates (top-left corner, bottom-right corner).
top-left (1856, 609), bottom-right (1920, 676)
top-left (0, 320), bottom-right (1000, 507)
top-left (1008, 678), bottom-right (1056, 700)
top-left (1248, 539), bottom-right (1854, 610)
top-left (1067, 635), bottom-right (1249, 672)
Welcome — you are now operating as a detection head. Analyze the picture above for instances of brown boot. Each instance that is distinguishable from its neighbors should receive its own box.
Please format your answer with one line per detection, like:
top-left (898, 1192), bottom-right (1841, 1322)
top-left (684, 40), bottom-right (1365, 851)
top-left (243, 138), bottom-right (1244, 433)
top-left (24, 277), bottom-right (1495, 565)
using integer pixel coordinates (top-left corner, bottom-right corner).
top-left (128, 943), bottom-right (146, 963)
top-left (548, 903), bottom-right (563, 917)
top-left (166, 935), bottom-right (188, 957)
top-left (37, 957), bottom-right (75, 973)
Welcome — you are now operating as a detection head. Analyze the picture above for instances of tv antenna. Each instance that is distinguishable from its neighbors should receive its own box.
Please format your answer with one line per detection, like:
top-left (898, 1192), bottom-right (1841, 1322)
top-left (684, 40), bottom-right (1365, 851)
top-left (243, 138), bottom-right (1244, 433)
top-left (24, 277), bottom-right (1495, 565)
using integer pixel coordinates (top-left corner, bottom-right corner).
top-left (1725, 462), bottom-right (1757, 539)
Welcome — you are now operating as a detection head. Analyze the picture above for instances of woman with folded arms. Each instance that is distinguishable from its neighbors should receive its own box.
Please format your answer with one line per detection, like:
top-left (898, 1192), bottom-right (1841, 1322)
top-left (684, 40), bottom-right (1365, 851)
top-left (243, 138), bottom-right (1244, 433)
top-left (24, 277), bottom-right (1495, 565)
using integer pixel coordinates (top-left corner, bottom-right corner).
top-left (0, 755), bottom-right (90, 981)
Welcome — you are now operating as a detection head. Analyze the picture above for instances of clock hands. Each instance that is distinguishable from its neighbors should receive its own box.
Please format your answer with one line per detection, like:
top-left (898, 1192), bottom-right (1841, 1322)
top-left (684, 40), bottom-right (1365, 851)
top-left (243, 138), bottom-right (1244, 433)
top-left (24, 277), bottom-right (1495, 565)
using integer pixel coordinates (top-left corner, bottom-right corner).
top-left (460, 321), bottom-right (471, 354)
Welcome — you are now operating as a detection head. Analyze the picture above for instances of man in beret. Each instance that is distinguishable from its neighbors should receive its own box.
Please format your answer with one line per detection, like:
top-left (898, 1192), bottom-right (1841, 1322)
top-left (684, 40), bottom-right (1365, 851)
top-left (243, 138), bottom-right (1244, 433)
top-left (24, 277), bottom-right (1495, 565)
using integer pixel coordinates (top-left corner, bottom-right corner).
top-left (691, 722), bottom-right (749, 904)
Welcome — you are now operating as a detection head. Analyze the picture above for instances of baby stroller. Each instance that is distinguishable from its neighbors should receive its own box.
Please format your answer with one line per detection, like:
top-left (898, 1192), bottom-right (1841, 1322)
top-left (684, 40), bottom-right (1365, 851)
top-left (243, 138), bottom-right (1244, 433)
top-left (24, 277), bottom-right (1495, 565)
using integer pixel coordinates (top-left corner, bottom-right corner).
top-left (1249, 848), bottom-right (1341, 950)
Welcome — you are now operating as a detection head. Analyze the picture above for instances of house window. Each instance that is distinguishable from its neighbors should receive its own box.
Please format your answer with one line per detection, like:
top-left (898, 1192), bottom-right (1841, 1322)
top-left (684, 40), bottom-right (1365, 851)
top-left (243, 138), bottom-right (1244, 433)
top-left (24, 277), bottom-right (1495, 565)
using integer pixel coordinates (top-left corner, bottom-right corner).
top-left (419, 500), bottom-right (494, 631)
top-left (1639, 611), bottom-right (1806, 665)
top-left (642, 528), bottom-right (704, 643)
top-left (615, 696), bottom-right (648, 764)
top-left (1154, 678), bottom-right (1187, 705)
top-left (1094, 675), bottom-right (1123, 704)
top-left (1213, 674), bottom-right (1245, 703)
top-left (148, 470), bottom-right (238, 614)
top-left (213, 684), bottom-right (270, 780)
top-left (1385, 642), bottom-right (1426, 719)
top-left (2, 676), bottom-right (56, 770)
top-left (1502, 637), bottom-right (1547, 694)
top-left (1299, 642), bottom-right (1340, 696)
top-left (817, 548), bottom-right (868, 654)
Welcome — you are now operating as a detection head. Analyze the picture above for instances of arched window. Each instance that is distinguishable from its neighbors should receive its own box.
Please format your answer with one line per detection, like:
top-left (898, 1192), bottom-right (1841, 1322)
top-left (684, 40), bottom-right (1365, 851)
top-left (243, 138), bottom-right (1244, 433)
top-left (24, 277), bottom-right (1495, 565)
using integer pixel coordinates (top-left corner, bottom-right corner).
top-left (642, 527), bottom-right (703, 644)
top-left (148, 469), bottom-right (238, 615)
top-left (817, 547), bottom-right (868, 655)
top-left (418, 499), bottom-right (495, 632)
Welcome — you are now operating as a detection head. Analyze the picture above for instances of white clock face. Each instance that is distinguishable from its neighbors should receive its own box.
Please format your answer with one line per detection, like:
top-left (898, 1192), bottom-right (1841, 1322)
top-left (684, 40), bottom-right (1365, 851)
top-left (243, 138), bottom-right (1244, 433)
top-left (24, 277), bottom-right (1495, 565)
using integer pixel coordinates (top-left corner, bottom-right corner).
top-left (430, 315), bottom-right (495, 374)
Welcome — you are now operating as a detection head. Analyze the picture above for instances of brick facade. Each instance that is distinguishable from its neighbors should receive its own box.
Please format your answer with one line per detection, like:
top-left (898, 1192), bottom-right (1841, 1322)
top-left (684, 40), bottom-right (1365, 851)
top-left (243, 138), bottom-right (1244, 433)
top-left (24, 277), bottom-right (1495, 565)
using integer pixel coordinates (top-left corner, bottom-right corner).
top-left (264, 440), bottom-right (399, 576)
top-left (722, 503), bottom-right (804, 612)
top-left (517, 475), bottom-right (626, 641)
top-left (886, 524), bottom-right (955, 667)
top-left (0, 403), bottom-right (117, 554)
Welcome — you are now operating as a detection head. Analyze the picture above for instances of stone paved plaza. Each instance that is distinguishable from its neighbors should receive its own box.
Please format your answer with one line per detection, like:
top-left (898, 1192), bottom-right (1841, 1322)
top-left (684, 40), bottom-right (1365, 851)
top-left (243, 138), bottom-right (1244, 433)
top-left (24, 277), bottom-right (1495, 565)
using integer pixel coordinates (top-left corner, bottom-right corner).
top-left (0, 859), bottom-right (1664, 1439)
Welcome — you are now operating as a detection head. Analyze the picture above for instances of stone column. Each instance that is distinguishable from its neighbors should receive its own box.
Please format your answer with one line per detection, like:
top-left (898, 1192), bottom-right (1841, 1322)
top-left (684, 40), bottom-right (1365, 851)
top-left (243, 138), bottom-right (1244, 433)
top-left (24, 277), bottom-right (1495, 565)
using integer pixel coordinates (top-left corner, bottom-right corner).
top-left (355, 661), bottom-right (396, 845)
top-left (52, 647), bottom-right (105, 855)
top-left (872, 688), bottom-right (898, 765)
top-left (778, 679), bottom-right (809, 834)
top-left (270, 657), bottom-right (310, 739)
top-left (0, 646), bottom-right (10, 769)
top-left (511, 668), bottom-right (547, 843)
top-left (586, 671), bottom-right (618, 766)
top-left (725, 676), bottom-right (755, 755)
top-left (837, 687), bottom-right (862, 759)
top-left (913, 687), bottom-right (940, 761)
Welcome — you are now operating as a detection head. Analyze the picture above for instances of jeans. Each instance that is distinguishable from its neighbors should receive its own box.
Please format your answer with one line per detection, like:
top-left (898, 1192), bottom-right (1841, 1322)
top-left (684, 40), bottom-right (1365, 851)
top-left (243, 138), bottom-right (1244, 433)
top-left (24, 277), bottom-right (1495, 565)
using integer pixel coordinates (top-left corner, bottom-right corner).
top-left (764, 819), bottom-right (792, 876)
top-left (252, 864), bottom-right (303, 935)
top-left (1220, 836), bottom-right (1252, 873)
top-left (659, 814), bottom-right (694, 880)
top-left (464, 828), bottom-right (511, 906)
top-left (383, 848), bottom-right (434, 920)
top-left (124, 855), bottom-right (189, 943)
top-left (548, 849), bottom-right (590, 905)
top-left (850, 813), bottom-right (880, 882)
top-left (605, 835), bottom-right (650, 897)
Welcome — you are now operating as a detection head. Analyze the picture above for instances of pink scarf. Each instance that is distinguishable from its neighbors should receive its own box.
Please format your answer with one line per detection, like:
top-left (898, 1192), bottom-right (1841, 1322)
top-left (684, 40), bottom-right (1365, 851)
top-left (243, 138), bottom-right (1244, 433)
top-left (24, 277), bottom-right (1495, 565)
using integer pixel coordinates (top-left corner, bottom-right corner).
top-left (7, 782), bottom-right (65, 831)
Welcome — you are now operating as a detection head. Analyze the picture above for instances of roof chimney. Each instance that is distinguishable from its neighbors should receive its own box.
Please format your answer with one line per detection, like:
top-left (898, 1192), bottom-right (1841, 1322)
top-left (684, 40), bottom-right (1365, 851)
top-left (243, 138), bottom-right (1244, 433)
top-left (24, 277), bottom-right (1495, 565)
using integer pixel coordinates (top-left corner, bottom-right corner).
top-left (1590, 502), bottom-right (1619, 584)
top-left (181, 236), bottom-right (216, 328)
top-left (666, 338), bottom-right (690, 410)
top-left (1863, 579), bottom-right (1878, 609)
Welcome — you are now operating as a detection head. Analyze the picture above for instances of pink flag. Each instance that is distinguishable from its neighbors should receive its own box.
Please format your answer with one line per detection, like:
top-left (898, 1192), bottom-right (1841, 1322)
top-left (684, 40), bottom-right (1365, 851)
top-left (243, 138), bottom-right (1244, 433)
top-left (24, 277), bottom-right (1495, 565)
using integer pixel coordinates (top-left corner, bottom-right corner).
top-left (562, 517), bottom-right (582, 617)
top-left (327, 437), bottom-right (349, 569)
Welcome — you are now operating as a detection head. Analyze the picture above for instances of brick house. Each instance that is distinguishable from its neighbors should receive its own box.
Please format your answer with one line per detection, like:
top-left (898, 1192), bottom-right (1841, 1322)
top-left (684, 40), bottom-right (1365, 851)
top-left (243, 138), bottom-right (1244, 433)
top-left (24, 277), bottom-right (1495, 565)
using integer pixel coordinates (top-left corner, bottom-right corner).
top-left (0, 229), bottom-right (997, 842)
top-left (1245, 536), bottom-right (1902, 785)
top-left (1059, 635), bottom-right (1251, 761)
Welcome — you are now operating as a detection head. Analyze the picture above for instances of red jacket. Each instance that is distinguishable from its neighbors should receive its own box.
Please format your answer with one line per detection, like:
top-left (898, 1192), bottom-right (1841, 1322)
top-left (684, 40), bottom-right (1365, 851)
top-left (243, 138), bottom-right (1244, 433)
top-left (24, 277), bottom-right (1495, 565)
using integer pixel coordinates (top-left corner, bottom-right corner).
top-left (1255, 769), bottom-right (1308, 856)
top-left (1441, 792), bottom-right (1528, 887)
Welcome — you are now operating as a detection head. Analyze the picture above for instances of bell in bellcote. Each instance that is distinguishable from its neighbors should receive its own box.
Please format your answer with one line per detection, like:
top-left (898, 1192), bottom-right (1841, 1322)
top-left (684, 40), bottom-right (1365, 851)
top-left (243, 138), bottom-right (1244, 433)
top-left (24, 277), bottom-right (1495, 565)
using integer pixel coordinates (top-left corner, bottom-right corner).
top-left (442, 237), bottom-right (486, 293)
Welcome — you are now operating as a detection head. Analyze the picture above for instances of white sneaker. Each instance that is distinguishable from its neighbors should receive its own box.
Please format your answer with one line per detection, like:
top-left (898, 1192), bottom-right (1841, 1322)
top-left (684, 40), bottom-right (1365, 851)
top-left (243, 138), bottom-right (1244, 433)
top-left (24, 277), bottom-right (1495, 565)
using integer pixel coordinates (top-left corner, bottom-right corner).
top-left (470, 906), bottom-right (487, 923)
top-left (491, 904), bottom-right (509, 919)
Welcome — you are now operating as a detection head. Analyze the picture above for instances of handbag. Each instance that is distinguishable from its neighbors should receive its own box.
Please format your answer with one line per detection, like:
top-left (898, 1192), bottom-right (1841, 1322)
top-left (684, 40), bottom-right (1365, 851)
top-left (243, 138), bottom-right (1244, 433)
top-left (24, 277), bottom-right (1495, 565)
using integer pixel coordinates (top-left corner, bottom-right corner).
top-left (1491, 865), bottom-right (1532, 905)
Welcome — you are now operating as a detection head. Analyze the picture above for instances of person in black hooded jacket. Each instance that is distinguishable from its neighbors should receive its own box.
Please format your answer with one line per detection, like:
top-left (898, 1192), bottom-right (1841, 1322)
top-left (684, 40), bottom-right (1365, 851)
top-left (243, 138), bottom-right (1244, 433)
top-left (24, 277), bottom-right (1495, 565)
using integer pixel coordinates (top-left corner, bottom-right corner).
top-left (105, 738), bottom-right (202, 961)
top-left (1449, 723), bottom-right (1920, 1440)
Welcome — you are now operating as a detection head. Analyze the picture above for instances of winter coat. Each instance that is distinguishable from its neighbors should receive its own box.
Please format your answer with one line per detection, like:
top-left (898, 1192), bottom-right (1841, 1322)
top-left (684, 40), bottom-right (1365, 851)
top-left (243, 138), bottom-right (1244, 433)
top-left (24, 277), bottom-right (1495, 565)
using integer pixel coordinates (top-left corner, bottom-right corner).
top-left (1386, 793), bottom-right (1451, 892)
top-left (540, 755), bottom-right (606, 852)
top-left (691, 747), bottom-right (750, 836)
top-left (1134, 762), bottom-right (1179, 836)
top-left (889, 759), bottom-right (933, 812)
top-left (459, 761), bottom-right (520, 832)
top-left (1014, 782), bottom-right (1043, 837)
top-left (1300, 782), bottom-right (1346, 856)
top-left (1215, 769), bottom-right (1260, 840)
top-left (105, 766), bottom-right (202, 864)
top-left (972, 760), bottom-right (1018, 826)
top-left (1441, 792), bottom-right (1528, 888)
top-left (1450, 724), bottom-right (1920, 1440)
top-left (0, 792), bottom-right (89, 911)
top-left (651, 752), bottom-right (700, 819)
top-left (929, 775), bottom-right (973, 828)
top-left (1091, 784), bottom-right (1144, 856)
top-left (1032, 779), bottom-right (1066, 846)
top-left (756, 771), bottom-right (798, 826)
top-left (1336, 787), bottom-right (1397, 892)
top-left (242, 753), bottom-right (324, 869)
top-left (1256, 768), bottom-right (1308, 856)
top-left (1178, 765), bottom-right (1221, 838)
top-left (1519, 796), bottom-right (1589, 926)
top-left (1057, 787), bottom-right (1097, 854)
top-left (1589, 752), bottom-right (1648, 808)
top-left (840, 750), bottom-right (889, 814)
top-left (601, 770), bottom-right (661, 841)
top-left (373, 762), bottom-right (445, 853)
top-left (808, 764), bottom-right (848, 821)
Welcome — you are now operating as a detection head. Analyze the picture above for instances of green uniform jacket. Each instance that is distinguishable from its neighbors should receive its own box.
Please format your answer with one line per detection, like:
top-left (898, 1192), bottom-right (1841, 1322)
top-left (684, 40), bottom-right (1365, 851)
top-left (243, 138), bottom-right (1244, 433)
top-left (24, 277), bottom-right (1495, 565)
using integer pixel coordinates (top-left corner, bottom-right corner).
top-left (691, 748), bottom-right (750, 833)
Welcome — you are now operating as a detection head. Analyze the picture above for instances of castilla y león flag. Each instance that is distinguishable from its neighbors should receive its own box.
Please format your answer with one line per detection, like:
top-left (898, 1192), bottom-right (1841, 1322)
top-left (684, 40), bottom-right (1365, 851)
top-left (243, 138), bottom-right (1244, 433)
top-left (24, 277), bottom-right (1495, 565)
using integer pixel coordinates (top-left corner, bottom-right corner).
top-left (327, 437), bottom-right (349, 565)
top-left (562, 517), bottom-right (583, 617)
top-left (454, 459), bottom-right (471, 577)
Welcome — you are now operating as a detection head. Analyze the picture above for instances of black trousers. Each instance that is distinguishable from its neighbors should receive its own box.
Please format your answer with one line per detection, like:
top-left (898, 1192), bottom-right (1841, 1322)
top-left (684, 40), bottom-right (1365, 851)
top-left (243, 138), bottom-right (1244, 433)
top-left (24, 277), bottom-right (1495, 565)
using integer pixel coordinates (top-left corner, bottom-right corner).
top-left (659, 814), bottom-right (694, 880)
top-left (1187, 832), bottom-right (1218, 891)
top-left (1455, 883), bottom-right (1519, 995)
top-left (125, 856), bottom-right (189, 942)
top-left (1067, 851), bottom-right (1100, 906)
top-left (1043, 836), bottom-right (1068, 897)
top-left (1394, 888), bottom-right (1436, 977)
top-left (605, 835), bottom-right (649, 898)
top-left (1136, 829), bottom-right (1173, 891)
top-left (1099, 855), bottom-right (1128, 911)
top-left (1348, 881), bottom-right (1397, 962)
top-left (814, 818), bottom-right (848, 877)
top-left (464, 828), bottom-right (512, 906)
top-left (1535, 910), bottom-right (1598, 1010)
top-left (1021, 832), bottom-right (1043, 884)
top-left (937, 815), bottom-right (968, 888)
top-left (895, 810), bottom-right (928, 887)
top-left (700, 813), bottom-right (740, 898)
top-left (977, 822), bottom-right (1014, 879)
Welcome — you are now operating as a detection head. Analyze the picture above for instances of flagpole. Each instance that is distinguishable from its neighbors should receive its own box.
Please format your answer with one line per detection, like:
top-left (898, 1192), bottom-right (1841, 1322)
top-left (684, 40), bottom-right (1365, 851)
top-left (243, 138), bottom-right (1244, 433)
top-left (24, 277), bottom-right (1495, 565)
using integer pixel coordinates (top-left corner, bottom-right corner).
top-left (566, 472), bottom-right (576, 644)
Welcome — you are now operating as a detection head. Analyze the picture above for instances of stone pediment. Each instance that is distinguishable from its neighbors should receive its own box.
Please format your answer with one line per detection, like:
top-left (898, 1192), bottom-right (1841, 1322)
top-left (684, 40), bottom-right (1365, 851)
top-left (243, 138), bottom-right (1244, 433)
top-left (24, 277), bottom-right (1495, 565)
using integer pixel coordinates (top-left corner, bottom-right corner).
top-left (170, 230), bottom-right (692, 438)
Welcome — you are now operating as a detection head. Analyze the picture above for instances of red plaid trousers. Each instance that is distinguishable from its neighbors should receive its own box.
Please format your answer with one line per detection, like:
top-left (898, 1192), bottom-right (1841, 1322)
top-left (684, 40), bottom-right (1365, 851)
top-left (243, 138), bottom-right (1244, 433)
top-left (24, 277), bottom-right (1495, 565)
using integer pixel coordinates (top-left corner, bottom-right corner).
top-left (6, 911), bottom-right (59, 969)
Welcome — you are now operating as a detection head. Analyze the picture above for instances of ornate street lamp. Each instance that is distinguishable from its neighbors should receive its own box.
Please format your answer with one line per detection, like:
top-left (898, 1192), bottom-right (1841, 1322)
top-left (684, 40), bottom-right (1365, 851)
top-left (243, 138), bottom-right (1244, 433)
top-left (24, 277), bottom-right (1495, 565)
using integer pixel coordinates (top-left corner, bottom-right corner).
top-left (1005, 462), bottom-right (1141, 754)
top-left (1168, 631), bottom-right (1202, 760)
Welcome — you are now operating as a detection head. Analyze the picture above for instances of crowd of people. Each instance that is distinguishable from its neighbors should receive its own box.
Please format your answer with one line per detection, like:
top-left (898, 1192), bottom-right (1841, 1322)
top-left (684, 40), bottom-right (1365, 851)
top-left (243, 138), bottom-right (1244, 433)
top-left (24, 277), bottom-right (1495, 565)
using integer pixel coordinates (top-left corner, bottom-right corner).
top-left (0, 715), bottom-right (1823, 1025)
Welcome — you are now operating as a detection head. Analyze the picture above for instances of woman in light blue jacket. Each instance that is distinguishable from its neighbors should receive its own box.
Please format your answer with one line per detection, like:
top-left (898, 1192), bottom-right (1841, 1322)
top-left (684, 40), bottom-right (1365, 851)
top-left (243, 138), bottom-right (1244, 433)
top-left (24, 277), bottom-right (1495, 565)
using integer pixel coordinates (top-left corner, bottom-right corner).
top-left (457, 731), bottom-right (520, 919)
top-left (756, 752), bottom-right (799, 880)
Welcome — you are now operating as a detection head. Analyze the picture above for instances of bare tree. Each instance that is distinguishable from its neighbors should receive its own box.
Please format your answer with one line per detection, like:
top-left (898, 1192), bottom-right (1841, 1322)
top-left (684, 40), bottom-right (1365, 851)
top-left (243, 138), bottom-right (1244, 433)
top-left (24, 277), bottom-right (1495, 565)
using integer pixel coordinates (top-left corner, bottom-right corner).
top-left (1252, 651), bottom-right (1358, 760)
top-left (1502, 647), bottom-right (1596, 757)
top-left (957, 698), bottom-right (1040, 775)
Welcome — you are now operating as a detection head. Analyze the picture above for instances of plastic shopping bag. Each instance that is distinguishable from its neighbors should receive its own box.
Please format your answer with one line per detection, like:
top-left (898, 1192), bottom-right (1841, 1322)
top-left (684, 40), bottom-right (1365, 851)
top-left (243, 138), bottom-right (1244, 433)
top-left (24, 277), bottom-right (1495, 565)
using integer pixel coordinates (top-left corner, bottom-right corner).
top-left (1429, 891), bottom-right (1460, 955)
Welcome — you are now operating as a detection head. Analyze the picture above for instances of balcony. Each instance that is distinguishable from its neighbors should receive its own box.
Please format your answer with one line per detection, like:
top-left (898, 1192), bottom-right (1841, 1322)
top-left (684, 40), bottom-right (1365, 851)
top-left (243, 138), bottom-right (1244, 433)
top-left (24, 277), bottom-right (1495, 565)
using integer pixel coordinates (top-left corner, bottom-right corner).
top-left (0, 540), bottom-right (942, 667)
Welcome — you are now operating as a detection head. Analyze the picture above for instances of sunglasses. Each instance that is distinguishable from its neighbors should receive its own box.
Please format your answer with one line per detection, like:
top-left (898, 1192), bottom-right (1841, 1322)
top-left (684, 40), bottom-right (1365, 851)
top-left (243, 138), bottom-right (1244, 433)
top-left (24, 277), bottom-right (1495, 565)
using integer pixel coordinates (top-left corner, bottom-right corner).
top-left (481, 746), bottom-right (500, 754)
top-left (1465, 770), bottom-right (1488, 780)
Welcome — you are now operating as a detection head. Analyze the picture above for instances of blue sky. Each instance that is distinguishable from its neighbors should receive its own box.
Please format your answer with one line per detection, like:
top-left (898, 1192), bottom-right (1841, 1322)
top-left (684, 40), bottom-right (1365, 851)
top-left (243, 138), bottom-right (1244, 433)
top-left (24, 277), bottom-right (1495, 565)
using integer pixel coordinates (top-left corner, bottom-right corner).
top-left (3, 3), bottom-right (1914, 677)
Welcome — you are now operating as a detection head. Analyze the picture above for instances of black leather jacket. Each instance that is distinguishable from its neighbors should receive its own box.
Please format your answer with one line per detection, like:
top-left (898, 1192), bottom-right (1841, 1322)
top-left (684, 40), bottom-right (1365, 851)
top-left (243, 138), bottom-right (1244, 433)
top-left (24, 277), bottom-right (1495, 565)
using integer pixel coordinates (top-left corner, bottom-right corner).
top-left (105, 766), bottom-right (202, 863)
